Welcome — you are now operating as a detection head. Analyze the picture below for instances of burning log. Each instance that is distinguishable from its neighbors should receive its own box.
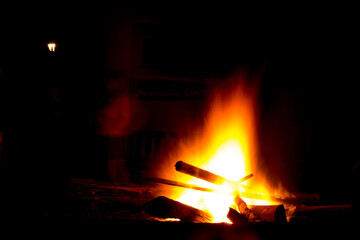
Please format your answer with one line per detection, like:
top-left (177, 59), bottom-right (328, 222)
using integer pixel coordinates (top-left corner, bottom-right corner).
top-left (175, 161), bottom-right (251, 189)
top-left (239, 173), bottom-right (254, 183)
top-left (233, 194), bottom-right (261, 222)
top-left (143, 196), bottom-right (213, 223)
top-left (175, 160), bottom-right (236, 186)
top-left (144, 177), bottom-right (215, 192)
top-left (239, 191), bottom-right (320, 206)
top-left (249, 205), bottom-right (287, 223)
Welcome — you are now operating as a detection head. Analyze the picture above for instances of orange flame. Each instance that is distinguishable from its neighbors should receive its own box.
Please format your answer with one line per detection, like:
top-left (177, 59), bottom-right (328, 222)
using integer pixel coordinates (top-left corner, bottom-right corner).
top-left (158, 72), bottom-right (285, 223)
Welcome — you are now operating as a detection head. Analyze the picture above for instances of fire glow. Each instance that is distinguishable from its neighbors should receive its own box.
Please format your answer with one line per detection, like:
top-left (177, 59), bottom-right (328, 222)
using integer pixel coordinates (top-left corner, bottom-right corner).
top-left (160, 73), bottom-right (284, 223)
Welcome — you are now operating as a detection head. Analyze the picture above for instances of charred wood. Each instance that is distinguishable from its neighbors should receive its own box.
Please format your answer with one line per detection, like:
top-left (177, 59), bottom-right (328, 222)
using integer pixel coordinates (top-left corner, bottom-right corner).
top-left (294, 205), bottom-right (351, 216)
top-left (294, 204), bottom-right (351, 214)
top-left (290, 204), bottom-right (352, 222)
top-left (239, 191), bottom-right (320, 206)
top-left (143, 196), bottom-right (213, 223)
top-left (227, 207), bottom-right (248, 223)
top-left (69, 178), bottom-right (156, 219)
top-left (272, 193), bottom-right (320, 205)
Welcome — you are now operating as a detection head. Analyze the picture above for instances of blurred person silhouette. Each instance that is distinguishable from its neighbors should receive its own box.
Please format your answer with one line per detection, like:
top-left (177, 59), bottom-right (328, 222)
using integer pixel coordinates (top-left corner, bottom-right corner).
top-left (97, 73), bottom-right (145, 183)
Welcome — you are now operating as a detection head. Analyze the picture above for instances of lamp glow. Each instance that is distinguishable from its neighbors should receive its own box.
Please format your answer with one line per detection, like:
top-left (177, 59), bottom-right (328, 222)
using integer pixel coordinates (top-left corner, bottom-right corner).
top-left (48, 42), bottom-right (56, 52)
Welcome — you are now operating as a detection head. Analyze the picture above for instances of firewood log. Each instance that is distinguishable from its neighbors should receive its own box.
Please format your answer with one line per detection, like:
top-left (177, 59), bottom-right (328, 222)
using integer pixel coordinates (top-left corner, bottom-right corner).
top-left (144, 177), bottom-right (215, 192)
top-left (249, 205), bottom-right (287, 223)
top-left (289, 204), bottom-right (352, 222)
top-left (233, 195), bottom-right (261, 222)
top-left (175, 161), bottom-right (238, 186)
top-left (239, 174), bottom-right (254, 183)
top-left (272, 193), bottom-right (320, 205)
top-left (175, 161), bottom-right (250, 190)
top-left (143, 196), bottom-right (213, 223)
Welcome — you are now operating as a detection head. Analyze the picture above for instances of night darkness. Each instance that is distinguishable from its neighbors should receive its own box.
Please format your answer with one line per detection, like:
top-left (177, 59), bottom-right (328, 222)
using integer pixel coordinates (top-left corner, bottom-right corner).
top-left (0, 2), bottom-right (359, 221)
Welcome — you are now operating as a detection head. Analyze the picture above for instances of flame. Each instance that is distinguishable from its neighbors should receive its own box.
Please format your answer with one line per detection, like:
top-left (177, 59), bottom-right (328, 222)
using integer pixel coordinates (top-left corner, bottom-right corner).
top-left (159, 72), bottom-right (285, 223)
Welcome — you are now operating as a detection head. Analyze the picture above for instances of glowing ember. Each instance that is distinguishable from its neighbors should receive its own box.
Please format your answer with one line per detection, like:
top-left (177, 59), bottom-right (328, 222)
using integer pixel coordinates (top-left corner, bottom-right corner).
top-left (159, 72), bottom-right (286, 223)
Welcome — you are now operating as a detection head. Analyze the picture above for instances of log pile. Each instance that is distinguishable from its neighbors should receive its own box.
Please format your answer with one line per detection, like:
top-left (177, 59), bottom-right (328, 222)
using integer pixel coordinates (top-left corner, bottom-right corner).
top-left (68, 161), bottom-right (352, 223)
top-left (142, 161), bottom-right (289, 223)
top-left (142, 161), bottom-right (351, 223)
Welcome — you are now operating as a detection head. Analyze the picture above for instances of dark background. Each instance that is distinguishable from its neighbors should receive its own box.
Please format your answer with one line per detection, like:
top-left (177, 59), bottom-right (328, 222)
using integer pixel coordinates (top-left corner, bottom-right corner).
top-left (0, 2), bottom-right (359, 216)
